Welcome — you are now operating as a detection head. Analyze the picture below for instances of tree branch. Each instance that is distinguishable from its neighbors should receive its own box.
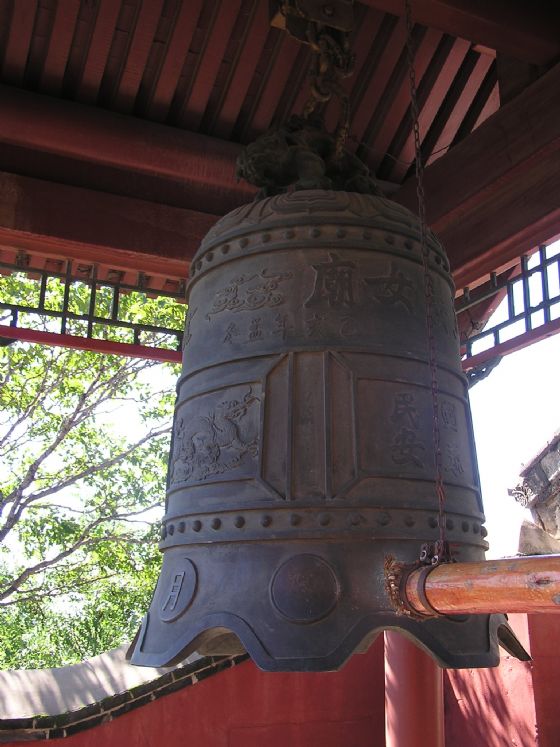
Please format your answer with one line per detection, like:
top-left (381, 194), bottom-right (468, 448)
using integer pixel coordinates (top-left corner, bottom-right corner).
top-left (0, 364), bottom-right (168, 539)
top-left (28, 427), bottom-right (170, 504)
top-left (0, 522), bottom-right (138, 603)
top-left (1, 572), bottom-right (120, 606)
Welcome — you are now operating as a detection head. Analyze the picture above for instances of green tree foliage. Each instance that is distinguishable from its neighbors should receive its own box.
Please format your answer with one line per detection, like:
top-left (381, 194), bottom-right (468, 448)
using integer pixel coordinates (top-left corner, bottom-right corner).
top-left (0, 272), bottom-right (184, 668)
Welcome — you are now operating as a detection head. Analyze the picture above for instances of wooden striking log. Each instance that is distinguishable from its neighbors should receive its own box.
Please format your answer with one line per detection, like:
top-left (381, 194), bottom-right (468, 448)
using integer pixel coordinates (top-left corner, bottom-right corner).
top-left (402, 556), bottom-right (560, 617)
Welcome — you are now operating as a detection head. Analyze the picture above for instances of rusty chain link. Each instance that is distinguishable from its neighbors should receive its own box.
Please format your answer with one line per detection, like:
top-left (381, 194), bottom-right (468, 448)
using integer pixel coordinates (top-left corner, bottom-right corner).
top-left (302, 24), bottom-right (353, 155)
top-left (404, 0), bottom-right (449, 561)
top-left (277, 0), bottom-right (354, 156)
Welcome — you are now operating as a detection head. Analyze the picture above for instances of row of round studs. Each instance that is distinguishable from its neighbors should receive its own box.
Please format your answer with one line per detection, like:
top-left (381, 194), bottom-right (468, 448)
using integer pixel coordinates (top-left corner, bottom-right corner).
top-left (190, 228), bottom-right (450, 278)
top-left (160, 513), bottom-right (486, 540)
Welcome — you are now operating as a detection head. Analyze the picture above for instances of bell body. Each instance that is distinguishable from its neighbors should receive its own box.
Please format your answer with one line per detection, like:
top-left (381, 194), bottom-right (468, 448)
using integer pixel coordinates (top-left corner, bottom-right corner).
top-left (130, 190), bottom-right (504, 672)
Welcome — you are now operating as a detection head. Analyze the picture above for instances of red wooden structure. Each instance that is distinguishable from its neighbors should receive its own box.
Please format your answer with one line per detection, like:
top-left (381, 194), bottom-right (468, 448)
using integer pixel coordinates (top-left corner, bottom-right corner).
top-left (2, 614), bottom-right (560, 746)
top-left (1, 1), bottom-right (559, 744)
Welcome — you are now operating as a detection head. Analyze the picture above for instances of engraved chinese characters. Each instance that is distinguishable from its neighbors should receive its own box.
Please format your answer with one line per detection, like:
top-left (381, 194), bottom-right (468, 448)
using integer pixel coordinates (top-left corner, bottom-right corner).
top-left (131, 190), bottom-right (503, 674)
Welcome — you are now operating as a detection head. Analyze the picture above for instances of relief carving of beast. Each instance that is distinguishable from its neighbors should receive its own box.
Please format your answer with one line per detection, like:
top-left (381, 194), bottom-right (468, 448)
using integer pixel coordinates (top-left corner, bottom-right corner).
top-left (170, 389), bottom-right (259, 484)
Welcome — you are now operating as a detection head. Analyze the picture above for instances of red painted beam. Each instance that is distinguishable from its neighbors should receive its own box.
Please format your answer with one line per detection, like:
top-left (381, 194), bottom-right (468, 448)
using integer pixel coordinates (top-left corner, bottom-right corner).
top-left (0, 325), bottom-right (182, 363)
top-left (393, 61), bottom-right (560, 288)
top-left (462, 317), bottom-right (560, 372)
top-left (0, 171), bottom-right (212, 278)
top-left (0, 84), bottom-right (254, 215)
top-left (359, 0), bottom-right (560, 66)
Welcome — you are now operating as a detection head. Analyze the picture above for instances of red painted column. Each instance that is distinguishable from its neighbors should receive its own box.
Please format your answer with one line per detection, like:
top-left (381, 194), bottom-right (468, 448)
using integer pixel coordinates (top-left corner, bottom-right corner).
top-left (384, 631), bottom-right (444, 747)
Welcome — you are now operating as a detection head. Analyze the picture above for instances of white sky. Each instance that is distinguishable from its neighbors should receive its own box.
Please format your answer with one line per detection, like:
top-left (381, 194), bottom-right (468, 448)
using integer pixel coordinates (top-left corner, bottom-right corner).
top-left (470, 316), bottom-right (560, 559)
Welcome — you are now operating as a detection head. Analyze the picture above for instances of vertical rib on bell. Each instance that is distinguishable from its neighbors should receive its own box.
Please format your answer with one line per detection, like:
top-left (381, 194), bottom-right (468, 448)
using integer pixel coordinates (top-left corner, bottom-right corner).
top-left (129, 190), bottom-right (507, 672)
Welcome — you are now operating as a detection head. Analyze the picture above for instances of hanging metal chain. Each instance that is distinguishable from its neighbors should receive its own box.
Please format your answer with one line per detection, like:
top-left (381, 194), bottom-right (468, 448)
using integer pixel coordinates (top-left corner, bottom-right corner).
top-left (404, 0), bottom-right (450, 564)
top-left (302, 23), bottom-right (353, 155)
top-left (275, 0), bottom-right (354, 156)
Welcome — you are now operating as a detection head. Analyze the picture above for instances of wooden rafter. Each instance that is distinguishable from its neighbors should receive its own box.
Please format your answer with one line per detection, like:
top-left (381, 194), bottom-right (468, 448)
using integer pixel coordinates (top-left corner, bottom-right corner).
top-left (0, 59), bottom-right (560, 289)
top-left (360, 0), bottom-right (560, 66)
top-left (394, 61), bottom-right (560, 287)
top-left (0, 171), bottom-right (206, 279)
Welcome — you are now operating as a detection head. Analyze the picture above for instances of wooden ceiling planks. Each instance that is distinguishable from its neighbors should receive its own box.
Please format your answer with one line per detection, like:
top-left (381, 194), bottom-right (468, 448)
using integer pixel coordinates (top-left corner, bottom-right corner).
top-left (240, 31), bottom-right (301, 142)
top-left (325, 6), bottom-right (386, 130)
top-left (75, 0), bottom-right (121, 104)
top-left (343, 10), bottom-right (398, 140)
top-left (97, 1), bottom-right (140, 106)
top-left (64, 0), bottom-right (103, 96)
top-left (359, 0), bottom-right (560, 66)
top-left (142, 0), bottom-right (202, 121)
top-left (2, 0), bottom-right (38, 86)
top-left (0, 2), bottom-right (14, 72)
top-left (177, 0), bottom-right (242, 131)
top-left (358, 25), bottom-right (442, 176)
top-left (423, 49), bottom-right (493, 167)
top-left (2, 0), bottom-right (37, 86)
top-left (385, 35), bottom-right (471, 183)
top-left (40, 0), bottom-right (80, 96)
top-left (210, 0), bottom-right (269, 140)
top-left (25, 1), bottom-right (59, 89)
top-left (472, 81), bottom-right (499, 131)
top-left (0, 0), bottom-right (544, 196)
top-left (449, 61), bottom-right (497, 148)
top-left (277, 45), bottom-right (311, 124)
top-left (111, 0), bottom-right (164, 113)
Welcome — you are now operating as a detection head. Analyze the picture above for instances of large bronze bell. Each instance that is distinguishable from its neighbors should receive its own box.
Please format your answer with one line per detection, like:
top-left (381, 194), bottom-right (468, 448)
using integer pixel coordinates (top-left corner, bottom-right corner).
top-left (130, 189), bottom-right (510, 672)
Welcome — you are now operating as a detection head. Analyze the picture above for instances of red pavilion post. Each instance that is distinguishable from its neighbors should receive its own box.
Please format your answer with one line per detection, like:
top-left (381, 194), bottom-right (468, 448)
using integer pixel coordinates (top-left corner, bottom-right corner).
top-left (384, 631), bottom-right (444, 747)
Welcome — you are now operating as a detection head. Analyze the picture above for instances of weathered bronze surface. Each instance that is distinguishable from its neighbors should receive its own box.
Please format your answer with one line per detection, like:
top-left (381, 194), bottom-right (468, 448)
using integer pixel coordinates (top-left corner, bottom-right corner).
top-left (235, 115), bottom-right (381, 197)
top-left (130, 190), bottom-right (509, 672)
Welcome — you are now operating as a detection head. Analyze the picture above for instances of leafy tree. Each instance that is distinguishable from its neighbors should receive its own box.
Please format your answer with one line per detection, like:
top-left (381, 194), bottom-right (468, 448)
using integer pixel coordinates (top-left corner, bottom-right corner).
top-left (0, 272), bottom-right (183, 668)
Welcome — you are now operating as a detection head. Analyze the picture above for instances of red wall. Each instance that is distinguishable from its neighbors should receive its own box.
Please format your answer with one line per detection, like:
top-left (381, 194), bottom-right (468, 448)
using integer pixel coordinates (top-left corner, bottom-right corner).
top-left (528, 615), bottom-right (560, 747)
top-left (444, 614), bottom-right (555, 747)
top-left (445, 654), bottom-right (537, 746)
top-left (5, 615), bottom-right (560, 746)
top-left (38, 640), bottom-right (386, 747)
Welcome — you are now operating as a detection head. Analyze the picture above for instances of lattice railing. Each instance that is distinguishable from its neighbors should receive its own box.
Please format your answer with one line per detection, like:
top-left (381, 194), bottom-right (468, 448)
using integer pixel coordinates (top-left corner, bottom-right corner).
top-left (1, 246), bottom-right (559, 379)
top-left (0, 254), bottom-right (185, 361)
top-left (457, 244), bottom-right (560, 385)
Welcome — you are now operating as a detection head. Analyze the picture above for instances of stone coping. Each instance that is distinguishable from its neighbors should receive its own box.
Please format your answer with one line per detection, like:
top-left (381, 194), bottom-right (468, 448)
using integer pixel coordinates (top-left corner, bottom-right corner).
top-left (519, 431), bottom-right (560, 481)
top-left (519, 520), bottom-right (560, 555)
top-left (0, 645), bottom-right (248, 742)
